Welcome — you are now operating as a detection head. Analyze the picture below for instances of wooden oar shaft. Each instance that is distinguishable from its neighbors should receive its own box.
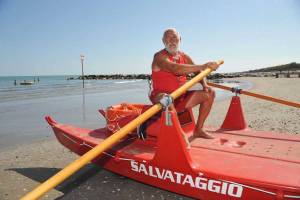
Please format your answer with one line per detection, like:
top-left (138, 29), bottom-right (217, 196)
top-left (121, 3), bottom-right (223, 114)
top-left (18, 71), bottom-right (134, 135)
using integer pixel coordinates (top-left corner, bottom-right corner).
top-left (208, 82), bottom-right (300, 109)
top-left (21, 61), bottom-right (224, 200)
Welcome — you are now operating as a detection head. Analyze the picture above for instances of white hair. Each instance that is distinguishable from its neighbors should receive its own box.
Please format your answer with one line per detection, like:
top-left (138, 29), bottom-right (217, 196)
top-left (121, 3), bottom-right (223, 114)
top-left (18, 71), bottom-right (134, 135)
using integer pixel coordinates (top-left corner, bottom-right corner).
top-left (163, 28), bottom-right (180, 40)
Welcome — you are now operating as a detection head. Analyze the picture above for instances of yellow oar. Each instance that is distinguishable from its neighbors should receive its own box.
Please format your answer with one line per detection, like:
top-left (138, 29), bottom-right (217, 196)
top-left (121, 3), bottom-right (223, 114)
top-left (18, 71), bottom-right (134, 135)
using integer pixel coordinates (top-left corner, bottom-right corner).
top-left (207, 82), bottom-right (300, 109)
top-left (21, 60), bottom-right (224, 200)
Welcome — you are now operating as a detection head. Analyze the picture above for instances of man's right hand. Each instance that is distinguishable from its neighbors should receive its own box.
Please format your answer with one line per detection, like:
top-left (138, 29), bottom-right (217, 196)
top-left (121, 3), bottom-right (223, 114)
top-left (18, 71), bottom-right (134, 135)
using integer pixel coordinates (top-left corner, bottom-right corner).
top-left (204, 62), bottom-right (219, 71)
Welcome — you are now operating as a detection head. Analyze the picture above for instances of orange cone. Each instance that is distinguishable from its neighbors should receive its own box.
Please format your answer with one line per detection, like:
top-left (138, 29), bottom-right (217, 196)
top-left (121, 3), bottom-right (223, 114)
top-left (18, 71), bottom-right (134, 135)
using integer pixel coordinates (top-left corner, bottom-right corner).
top-left (221, 96), bottom-right (247, 130)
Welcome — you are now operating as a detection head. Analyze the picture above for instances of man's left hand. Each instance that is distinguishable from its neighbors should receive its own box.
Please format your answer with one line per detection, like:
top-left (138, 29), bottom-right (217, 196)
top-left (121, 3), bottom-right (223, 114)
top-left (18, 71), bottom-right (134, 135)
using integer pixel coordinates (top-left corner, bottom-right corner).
top-left (203, 86), bottom-right (213, 93)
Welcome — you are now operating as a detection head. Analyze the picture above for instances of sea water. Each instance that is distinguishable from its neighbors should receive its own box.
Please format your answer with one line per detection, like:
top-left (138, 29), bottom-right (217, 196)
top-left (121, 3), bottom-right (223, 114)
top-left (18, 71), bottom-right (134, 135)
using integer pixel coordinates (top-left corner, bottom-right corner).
top-left (0, 76), bottom-right (251, 150)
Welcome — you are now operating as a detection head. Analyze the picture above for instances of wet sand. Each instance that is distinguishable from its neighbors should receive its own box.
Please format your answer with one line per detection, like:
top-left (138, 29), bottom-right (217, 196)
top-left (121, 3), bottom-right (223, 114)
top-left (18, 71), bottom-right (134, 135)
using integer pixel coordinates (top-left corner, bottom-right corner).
top-left (0, 77), bottom-right (299, 200)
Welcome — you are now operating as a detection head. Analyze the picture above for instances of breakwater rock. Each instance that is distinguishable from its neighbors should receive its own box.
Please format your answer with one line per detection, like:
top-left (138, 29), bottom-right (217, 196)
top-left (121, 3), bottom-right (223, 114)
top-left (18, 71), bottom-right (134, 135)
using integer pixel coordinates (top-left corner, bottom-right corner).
top-left (74, 73), bottom-right (244, 81)
top-left (76, 74), bottom-right (151, 80)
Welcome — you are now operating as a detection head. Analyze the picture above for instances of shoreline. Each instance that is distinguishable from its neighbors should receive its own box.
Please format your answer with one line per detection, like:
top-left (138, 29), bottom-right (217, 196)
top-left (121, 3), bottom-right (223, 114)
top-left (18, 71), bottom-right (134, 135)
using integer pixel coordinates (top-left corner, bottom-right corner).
top-left (0, 79), bottom-right (248, 151)
top-left (0, 77), bottom-right (299, 200)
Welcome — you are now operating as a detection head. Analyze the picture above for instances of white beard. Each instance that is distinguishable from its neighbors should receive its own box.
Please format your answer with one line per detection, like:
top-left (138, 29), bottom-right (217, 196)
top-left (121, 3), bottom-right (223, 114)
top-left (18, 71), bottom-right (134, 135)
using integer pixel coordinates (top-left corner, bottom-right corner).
top-left (164, 42), bottom-right (180, 54)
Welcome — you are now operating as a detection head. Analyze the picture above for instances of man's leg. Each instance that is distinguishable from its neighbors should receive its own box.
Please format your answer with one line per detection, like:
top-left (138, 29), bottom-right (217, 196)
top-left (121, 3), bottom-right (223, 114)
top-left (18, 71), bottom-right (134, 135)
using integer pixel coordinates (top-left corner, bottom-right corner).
top-left (152, 93), bottom-right (191, 147)
top-left (183, 90), bottom-right (215, 139)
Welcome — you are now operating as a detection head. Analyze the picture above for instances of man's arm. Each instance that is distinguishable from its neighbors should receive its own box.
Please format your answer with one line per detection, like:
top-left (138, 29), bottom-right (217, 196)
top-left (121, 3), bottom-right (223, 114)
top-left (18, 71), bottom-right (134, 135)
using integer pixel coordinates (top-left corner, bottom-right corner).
top-left (183, 53), bottom-right (209, 88)
top-left (153, 53), bottom-right (207, 75)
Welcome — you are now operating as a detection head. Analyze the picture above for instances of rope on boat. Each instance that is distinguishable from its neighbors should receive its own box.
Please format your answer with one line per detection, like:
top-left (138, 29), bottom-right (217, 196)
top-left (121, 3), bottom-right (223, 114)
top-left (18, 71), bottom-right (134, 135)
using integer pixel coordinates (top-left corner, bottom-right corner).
top-left (62, 133), bottom-right (137, 162)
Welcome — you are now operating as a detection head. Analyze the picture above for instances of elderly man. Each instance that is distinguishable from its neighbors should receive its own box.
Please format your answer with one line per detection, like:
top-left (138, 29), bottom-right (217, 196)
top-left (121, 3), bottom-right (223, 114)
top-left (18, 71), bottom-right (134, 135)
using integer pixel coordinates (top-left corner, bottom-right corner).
top-left (149, 28), bottom-right (219, 140)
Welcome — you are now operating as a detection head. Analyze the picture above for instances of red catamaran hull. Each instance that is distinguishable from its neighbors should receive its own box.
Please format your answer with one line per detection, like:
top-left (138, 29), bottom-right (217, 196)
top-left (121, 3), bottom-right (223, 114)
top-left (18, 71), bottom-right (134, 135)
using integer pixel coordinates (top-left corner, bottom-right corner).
top-left (46, 98), bottom-right (300, 200)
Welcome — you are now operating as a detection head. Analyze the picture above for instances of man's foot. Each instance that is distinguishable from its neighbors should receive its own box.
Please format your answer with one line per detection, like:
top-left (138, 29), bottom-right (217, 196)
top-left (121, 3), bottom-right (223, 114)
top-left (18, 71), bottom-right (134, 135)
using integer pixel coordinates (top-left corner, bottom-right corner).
top-left (193, 129), bottom-right (214, 139)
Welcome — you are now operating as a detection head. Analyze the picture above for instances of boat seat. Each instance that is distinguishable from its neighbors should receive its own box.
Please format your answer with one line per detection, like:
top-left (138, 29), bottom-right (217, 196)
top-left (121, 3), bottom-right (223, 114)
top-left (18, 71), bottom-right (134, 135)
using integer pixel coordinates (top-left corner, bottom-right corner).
top-left (146, 107), bottom-right (195, 137)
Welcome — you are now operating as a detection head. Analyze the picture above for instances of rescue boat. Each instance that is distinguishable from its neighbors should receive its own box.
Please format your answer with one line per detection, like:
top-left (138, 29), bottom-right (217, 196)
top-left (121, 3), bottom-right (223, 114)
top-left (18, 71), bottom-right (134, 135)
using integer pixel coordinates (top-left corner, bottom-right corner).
top-left (21, 61), bottom-right (300, 200)
top-left (45, 95), bottom-right (300, 200)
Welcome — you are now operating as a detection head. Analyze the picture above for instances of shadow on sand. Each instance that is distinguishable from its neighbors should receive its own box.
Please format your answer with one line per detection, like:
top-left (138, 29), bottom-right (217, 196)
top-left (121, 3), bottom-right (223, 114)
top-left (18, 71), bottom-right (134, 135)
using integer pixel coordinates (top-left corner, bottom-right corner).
top-left (7, 164), bottom-right (101, 199)
top-left (8, 164), bottom-right (192, 200)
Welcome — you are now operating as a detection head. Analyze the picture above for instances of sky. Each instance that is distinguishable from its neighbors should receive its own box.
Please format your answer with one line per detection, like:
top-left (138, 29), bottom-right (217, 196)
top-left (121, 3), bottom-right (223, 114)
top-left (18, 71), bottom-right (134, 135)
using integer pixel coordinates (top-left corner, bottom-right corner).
top-left (0, 0), bottom-right (299, 76)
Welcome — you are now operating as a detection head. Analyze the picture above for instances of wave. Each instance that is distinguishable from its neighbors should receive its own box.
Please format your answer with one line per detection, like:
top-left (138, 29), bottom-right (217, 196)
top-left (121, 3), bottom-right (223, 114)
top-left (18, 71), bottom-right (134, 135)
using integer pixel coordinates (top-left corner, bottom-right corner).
top-left (114, 80), bottom-right (143, 84)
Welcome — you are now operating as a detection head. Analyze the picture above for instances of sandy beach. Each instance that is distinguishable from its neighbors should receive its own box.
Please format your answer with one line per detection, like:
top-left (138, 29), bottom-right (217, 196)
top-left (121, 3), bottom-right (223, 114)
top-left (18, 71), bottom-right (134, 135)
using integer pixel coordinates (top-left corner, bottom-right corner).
top-left (0, 77), bottom-right (299, 200)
